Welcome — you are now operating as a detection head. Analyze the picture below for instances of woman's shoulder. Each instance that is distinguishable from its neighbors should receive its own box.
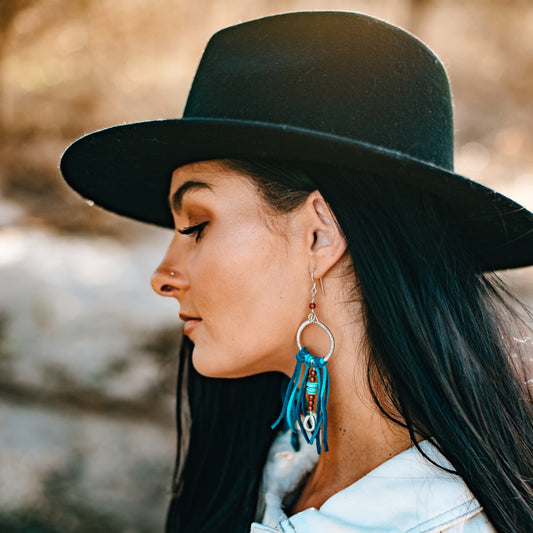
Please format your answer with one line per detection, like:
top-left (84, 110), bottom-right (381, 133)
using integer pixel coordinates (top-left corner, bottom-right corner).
top-left (252, 436), bottom-right (496, 533)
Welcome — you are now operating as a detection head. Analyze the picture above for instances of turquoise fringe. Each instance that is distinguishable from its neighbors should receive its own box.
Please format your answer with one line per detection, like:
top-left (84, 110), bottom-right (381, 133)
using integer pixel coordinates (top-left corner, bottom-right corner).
top-left (272, 347), bottom-right (330, 454)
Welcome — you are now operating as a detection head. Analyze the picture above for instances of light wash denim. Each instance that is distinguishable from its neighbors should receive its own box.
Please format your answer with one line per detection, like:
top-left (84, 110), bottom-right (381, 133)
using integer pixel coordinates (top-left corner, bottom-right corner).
top-left (251, 432), bottom-right (495, 532)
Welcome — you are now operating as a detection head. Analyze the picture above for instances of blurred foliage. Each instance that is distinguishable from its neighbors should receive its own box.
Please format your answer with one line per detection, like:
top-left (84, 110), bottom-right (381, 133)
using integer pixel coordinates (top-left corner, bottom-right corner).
top-left (0, 0), bottom-right (532, 235)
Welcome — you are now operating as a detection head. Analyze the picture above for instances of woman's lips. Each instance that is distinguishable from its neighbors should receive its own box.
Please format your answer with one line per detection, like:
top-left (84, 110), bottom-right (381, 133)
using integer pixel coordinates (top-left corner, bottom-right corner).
top-left (179, 313), bottom-right (202, 336)
top-left (183, 319), bottom-right (201, 336)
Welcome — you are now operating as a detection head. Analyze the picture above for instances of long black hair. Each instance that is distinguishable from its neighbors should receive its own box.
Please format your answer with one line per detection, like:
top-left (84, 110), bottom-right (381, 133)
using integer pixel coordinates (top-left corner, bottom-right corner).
top-left (165, 159), bottom-right (533, 533)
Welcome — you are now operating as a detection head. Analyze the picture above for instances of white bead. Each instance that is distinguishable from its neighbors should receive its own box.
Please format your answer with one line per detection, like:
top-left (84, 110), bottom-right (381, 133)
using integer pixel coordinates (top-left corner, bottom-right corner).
top-left (303, 414), bottom-right (316, 432)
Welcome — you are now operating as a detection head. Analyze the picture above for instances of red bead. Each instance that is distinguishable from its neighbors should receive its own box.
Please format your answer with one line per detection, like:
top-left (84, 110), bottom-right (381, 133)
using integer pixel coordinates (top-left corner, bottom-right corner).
top-left (309, 302), bottom-right (316, 309)
top-left (309, 375), bottom-right (316, 382)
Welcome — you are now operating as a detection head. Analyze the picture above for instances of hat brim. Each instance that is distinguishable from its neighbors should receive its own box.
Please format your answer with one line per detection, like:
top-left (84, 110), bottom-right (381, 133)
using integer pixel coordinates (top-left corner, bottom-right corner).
top-left (60, 118), bottom-right (533, 271)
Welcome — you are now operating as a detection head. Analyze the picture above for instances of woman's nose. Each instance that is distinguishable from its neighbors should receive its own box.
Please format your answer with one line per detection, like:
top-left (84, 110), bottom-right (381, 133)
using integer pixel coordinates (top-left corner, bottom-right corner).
top-left (151, 265), bottom-right (188, 297)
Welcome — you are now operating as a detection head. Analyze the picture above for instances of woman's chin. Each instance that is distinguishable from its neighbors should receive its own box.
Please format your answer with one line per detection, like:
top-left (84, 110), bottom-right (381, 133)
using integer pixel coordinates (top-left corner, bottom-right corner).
top-left (190, 347), bottom-right (271, 379)
top-left (191, 349), bottom-right (246, 379)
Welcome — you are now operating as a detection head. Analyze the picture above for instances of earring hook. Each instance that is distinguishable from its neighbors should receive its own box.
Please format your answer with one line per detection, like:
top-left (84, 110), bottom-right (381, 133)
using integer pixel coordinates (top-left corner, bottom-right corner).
top-left (311, 271), bottom-right (326, 296)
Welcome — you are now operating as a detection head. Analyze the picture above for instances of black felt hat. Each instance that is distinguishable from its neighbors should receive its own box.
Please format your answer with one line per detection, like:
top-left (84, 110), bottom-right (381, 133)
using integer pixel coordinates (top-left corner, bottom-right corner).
top-left (60, 11), bottom-right (533, 270)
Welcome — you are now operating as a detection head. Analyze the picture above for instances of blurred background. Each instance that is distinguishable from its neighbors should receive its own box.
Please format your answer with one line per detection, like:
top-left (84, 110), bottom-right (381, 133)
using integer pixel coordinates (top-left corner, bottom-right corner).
top-left (0, 0), bottom-right (532, 531)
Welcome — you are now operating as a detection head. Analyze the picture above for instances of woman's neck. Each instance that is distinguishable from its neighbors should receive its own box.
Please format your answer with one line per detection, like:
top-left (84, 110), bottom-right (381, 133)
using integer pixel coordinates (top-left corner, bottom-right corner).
top-left (289, 296), bottom-right (413, 514)
top-left (290, 390), bottom-right (412, 514)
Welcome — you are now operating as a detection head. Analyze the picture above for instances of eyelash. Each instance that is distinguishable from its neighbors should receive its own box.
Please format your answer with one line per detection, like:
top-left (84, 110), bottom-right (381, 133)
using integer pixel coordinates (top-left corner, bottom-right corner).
top-left (177, 221), bottom-right (208, 242)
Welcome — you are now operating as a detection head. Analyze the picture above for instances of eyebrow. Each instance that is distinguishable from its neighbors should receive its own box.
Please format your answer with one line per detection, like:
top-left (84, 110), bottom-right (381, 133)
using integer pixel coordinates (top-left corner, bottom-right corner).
top-left (170, 180), bottom-right (213, 213)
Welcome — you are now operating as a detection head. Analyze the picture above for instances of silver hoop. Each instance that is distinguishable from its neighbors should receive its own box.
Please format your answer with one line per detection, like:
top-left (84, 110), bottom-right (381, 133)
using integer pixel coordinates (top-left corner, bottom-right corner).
top-left (296, 317), bottom-right (335, 362)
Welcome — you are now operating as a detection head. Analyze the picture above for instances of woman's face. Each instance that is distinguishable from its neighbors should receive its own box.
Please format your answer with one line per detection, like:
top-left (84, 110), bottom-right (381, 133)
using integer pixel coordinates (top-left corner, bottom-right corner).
top-left (151, 160), bottom-right (310, 378)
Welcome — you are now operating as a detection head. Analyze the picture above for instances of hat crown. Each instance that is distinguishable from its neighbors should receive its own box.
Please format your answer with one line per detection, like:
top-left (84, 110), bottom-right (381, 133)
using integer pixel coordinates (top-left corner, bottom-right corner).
top-left (184, 12), bottom-right (454, 170)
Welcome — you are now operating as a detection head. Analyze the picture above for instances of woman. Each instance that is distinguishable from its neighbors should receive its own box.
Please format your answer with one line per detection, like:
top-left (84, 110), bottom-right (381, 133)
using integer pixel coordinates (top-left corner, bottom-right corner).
top-left (60, 12), bottom-right (533, 533)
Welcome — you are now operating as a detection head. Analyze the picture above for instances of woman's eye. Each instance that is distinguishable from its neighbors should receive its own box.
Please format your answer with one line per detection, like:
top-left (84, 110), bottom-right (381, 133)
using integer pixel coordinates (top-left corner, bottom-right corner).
top-left (177, 221), bottom-right (208, 242)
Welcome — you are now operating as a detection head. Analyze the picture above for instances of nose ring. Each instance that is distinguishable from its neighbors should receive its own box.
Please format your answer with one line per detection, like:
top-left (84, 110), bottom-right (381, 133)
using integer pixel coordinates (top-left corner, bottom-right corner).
top-left (170, 271), bottom-right (175, 276)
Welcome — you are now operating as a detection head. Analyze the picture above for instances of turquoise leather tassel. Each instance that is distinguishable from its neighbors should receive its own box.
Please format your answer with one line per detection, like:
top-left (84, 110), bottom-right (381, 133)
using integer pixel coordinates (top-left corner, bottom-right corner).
top-left (272, 347), bottom-right (330, 454)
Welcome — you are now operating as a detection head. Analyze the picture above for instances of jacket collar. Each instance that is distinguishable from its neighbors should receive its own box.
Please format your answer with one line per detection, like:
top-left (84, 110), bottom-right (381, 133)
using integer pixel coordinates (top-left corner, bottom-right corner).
top-left (252, 434), bottom-right (484, 533)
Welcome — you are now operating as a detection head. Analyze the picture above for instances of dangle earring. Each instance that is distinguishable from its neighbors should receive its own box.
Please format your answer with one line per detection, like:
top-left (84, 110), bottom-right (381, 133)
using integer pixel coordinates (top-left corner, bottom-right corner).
top-left (272, 273), bottom-right (335, 454)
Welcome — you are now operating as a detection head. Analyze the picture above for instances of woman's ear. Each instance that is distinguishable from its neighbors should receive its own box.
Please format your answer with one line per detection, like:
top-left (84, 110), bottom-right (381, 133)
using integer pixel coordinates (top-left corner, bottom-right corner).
top-left (301, 191), bottom-right (347, 278)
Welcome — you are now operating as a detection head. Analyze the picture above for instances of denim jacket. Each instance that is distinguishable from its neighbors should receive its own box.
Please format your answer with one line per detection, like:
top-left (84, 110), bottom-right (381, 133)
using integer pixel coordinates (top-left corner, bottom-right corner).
top-left (251, 431), bottom-right (495, 533)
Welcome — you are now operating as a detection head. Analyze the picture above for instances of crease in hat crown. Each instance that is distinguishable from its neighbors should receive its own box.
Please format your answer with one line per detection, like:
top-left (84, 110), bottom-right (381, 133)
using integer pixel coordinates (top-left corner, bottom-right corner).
top-left (60, 11), bottom-right (533, 270)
